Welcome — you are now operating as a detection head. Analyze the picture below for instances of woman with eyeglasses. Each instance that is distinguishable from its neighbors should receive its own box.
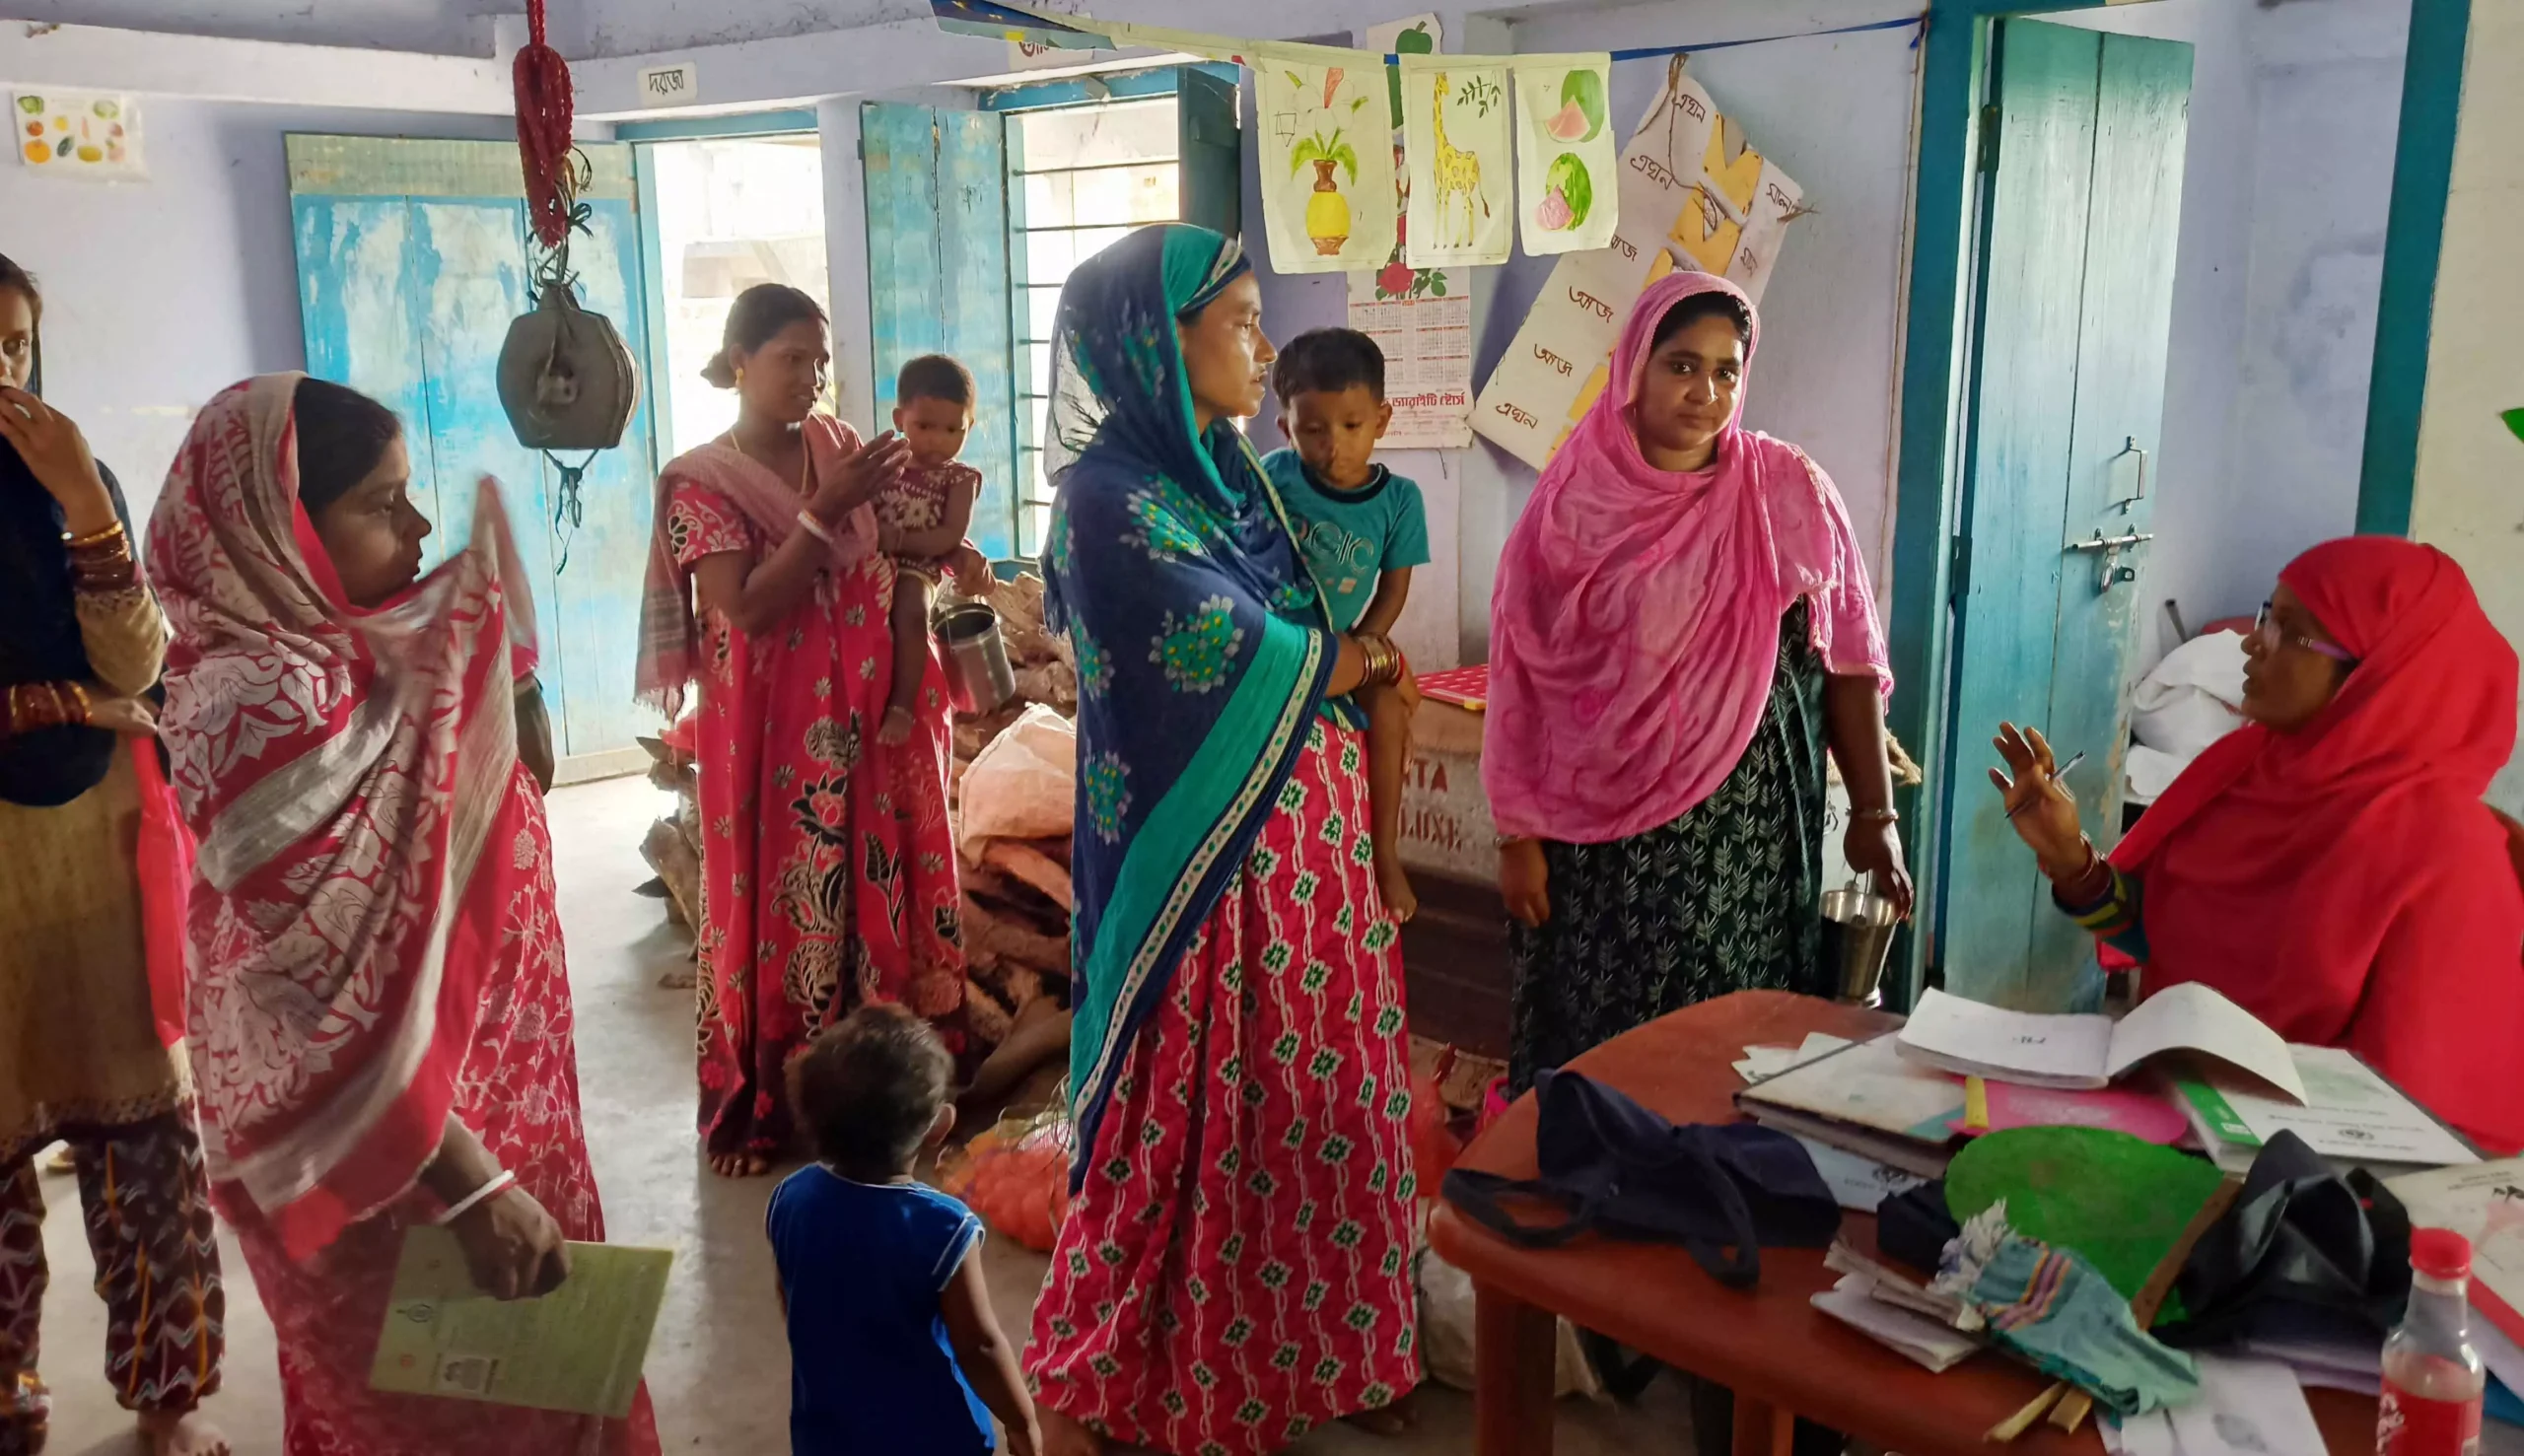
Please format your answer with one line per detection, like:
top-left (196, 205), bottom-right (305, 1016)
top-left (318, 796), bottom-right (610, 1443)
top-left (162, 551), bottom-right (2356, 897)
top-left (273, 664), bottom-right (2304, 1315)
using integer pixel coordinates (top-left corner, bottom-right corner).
top-left (1992, 536), bottom-right (2524, 1153)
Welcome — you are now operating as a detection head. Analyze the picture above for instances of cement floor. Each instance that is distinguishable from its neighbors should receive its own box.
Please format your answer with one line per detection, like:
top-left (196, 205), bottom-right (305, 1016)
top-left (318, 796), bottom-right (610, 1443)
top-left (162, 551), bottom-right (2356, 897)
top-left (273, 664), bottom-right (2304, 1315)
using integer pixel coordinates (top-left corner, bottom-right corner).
top-left (34, 776), bottom-right (1696, 1454)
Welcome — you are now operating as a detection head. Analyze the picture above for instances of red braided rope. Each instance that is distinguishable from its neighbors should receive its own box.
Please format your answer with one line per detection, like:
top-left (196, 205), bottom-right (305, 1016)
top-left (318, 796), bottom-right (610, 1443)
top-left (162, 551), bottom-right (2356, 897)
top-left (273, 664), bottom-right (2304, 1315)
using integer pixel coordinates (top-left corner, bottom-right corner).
top-left (514, 0), bottom-right (576, 250)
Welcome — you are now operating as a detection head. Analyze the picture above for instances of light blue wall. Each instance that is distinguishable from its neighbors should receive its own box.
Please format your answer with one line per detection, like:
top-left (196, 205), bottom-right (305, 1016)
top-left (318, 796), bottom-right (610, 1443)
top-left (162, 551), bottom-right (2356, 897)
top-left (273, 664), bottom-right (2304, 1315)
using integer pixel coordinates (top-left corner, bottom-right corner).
top-left (0, 99), bottom-right (514, 518)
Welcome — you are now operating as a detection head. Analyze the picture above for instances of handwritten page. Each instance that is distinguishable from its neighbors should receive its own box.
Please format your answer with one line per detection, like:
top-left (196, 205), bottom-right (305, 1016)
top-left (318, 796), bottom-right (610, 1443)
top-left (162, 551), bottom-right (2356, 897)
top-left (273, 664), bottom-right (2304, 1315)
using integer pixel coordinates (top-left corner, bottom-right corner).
top-left (372, 1226), bottom-right (671, 1419)
top-left (2164, 1354), bottom-right (2328, 1456)
top-left (1896, 991), bottom-right (2115, 1089)
top-left (2102, 983), bottom-right (2303, 1102)
top-left (1897, 984), bottom-right (2303, 1101)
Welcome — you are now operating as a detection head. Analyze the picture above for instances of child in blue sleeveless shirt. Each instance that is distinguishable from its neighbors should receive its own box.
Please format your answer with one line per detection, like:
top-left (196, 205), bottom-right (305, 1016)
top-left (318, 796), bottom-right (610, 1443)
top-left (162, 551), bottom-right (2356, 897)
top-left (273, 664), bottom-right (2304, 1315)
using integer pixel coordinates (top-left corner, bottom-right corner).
top-left (768, 1005), bottom-right (1039, 1456)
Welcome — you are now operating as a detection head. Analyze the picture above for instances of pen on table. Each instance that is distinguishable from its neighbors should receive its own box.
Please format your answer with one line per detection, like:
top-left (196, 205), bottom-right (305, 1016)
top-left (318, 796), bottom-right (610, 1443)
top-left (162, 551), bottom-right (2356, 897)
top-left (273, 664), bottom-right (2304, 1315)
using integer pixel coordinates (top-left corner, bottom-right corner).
top-left (2005, 749), bottom-right (2085, 819)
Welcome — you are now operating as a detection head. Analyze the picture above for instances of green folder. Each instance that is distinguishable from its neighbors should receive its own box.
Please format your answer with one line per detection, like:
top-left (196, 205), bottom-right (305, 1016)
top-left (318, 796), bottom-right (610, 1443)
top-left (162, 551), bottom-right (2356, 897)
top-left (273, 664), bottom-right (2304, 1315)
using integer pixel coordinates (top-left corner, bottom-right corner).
top-left (371, 1225), bottom-right (671, 1420)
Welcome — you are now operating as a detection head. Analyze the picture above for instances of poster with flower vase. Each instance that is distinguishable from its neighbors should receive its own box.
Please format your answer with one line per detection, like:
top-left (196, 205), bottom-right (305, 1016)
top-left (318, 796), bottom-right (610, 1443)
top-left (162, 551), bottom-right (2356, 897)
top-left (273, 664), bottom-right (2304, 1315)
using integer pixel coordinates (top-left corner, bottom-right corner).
top-left (1511, 54), bottom-right (1617, 254)
top-left (14, 92), bottom-right (143, 178)
top-left (1345, 14), bottom-right (1472, 449)
top-left (1254, 43), bottom-right (1396, 275)
top-left (1399, 53), bottom-right (1512, 269)
top-left (1471, 60), bottom-right (1803, 470)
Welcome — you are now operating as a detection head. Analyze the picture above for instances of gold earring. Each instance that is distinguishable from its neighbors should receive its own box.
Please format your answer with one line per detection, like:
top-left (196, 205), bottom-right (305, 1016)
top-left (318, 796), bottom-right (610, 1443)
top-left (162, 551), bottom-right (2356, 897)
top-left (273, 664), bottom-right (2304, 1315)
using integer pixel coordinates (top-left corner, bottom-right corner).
top-left (736, 366), bottom-right (747, 383)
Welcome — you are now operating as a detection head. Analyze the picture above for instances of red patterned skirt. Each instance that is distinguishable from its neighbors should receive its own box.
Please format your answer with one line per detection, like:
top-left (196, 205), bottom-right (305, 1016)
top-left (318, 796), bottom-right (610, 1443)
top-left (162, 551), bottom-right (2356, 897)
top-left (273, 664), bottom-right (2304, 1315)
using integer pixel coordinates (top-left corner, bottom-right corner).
top-left (1024, 723), bottom-right (1422, 1455)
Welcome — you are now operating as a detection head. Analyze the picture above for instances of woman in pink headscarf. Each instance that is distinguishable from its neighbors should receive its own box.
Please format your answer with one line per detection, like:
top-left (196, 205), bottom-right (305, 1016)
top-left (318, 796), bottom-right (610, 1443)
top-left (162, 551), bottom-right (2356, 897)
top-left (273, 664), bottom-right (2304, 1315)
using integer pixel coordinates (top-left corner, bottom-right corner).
top-left (1485, 272), bottom-right (1912, 1093)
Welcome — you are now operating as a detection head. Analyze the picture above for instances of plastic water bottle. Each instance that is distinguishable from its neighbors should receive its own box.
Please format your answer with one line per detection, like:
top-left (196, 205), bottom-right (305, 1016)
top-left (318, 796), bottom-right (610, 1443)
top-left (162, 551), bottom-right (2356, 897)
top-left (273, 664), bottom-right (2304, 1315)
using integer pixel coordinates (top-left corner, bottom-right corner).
top-left (2377, 1227), bottom-right (2486, 1456)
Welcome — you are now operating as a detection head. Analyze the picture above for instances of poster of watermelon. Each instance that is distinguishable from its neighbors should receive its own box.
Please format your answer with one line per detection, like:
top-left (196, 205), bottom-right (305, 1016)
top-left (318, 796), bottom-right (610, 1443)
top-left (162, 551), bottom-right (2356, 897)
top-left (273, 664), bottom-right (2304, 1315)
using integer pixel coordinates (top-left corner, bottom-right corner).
top-left (14, 92), bottom-right (144, 178)
top-left (1511, 55), bottom-right (1617, 255)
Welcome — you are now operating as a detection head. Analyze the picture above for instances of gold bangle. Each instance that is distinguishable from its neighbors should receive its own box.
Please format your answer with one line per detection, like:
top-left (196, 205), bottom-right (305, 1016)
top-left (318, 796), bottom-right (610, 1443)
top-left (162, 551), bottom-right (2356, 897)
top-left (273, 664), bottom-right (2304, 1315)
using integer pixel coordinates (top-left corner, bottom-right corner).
top-left (64, 520), bottom-right (126, 551)
top-left (1356, 633), bottom-right (1401, 687)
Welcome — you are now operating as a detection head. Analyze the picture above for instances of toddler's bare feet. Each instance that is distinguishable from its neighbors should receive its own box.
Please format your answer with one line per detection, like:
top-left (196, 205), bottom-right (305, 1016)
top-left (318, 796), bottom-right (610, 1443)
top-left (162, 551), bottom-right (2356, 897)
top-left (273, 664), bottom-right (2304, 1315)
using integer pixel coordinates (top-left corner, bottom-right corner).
top-left (878, 704), bottom-right (916, 746)
top-left (1376, 857), bottom-right (1419, 925)
top-left (1038, 1409), bottom-right (1105, 1456)
top-left (139, 1408), bottom-right (230, 1456)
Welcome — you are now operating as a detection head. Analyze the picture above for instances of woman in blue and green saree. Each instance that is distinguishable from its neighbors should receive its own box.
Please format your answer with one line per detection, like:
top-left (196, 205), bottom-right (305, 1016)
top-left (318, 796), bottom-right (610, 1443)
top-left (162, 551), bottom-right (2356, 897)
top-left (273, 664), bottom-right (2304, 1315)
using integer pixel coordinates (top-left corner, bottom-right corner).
top-left (1022, 225), bottom-right (1424, 1455)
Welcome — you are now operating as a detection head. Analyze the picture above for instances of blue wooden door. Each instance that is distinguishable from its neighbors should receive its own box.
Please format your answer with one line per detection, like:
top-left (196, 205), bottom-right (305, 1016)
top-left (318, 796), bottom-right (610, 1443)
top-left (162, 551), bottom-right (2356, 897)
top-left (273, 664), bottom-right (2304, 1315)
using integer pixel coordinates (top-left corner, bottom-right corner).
top-left (863, 103), bottom-right (1021, 560)
top-left (1938, 22), bottom-right (2192, 1008)
top-left (287, 136), bottom-right (662, 764)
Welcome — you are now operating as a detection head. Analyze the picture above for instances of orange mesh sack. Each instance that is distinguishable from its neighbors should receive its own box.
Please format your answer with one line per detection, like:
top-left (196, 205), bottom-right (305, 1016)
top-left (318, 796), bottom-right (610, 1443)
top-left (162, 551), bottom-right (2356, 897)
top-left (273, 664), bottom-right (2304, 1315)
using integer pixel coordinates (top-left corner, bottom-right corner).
top-left (937, 1104), bottom-right (1075, 1253)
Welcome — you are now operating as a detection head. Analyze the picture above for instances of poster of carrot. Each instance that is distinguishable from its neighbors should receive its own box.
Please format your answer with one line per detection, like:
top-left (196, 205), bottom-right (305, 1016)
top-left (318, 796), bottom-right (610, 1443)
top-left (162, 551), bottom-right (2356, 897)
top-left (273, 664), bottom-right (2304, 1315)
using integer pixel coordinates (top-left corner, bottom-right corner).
top-left (13, 92), bottom-right (144, 179)
top-left (1511, 55), bottom-right (1617, 254)
top-left (1254, 45), bottom-right (1396, 275)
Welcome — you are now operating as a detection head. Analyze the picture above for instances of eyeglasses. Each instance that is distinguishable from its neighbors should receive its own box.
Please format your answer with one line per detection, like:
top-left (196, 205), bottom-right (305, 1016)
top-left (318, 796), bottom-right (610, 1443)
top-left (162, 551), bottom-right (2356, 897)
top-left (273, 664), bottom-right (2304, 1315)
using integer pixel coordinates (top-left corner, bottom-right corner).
top-left (2254, 601), bottom-right (2357, 663)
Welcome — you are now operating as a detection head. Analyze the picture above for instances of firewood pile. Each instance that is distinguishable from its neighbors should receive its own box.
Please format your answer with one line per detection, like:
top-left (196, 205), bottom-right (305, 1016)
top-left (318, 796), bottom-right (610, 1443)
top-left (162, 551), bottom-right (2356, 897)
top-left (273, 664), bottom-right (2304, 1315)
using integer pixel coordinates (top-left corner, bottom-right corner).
top-left (637, 726), bottom-right (703, 990)
top-left (951, 575), bottom-right (1079, 1056)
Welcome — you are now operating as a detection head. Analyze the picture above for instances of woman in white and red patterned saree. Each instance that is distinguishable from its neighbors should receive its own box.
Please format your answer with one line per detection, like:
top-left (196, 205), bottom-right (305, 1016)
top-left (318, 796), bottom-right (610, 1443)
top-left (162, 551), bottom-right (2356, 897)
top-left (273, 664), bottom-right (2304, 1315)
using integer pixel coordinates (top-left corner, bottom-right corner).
top-left (145, 374), bottom-right (659, 1456)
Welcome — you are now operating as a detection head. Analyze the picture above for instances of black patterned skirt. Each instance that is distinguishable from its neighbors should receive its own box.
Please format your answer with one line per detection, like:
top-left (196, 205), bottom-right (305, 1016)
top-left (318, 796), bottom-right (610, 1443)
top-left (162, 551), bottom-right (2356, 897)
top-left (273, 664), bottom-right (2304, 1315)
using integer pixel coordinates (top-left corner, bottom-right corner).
top-left (1507, 601), bottom-right (1830, 1093)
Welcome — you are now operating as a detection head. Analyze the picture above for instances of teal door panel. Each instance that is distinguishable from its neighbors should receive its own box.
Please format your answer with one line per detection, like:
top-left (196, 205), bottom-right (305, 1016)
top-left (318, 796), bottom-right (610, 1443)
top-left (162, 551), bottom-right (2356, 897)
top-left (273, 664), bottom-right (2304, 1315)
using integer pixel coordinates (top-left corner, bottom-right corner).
top-left (1938, 21), bottom-right (2193, 1008)
top-left (291, 195), bottom-right (441, 520)
top-left (547, 196), bottom-right (665, 756)
top-left (1942, 20), bottom-right (2102, 1007)
top-left (1177, 65), bottom-right (1242, 239)
top-left (865, 102), bottom-right (949, 415)
top-left (287, 135), bottom-right (661, 763)
top-left (2032, 33), bottom-right (2193, 984)
top-left (863, 102), bottom-right (1021, 560)
top-left (939, 111), bottom-right (1020, 560)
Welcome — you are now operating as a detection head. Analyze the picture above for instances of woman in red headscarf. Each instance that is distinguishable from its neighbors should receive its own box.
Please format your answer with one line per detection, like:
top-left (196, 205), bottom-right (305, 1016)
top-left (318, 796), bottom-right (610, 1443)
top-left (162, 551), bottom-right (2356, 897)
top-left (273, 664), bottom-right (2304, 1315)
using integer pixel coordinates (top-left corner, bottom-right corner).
top-left (1994, 536), bottom-right (2524, 1153)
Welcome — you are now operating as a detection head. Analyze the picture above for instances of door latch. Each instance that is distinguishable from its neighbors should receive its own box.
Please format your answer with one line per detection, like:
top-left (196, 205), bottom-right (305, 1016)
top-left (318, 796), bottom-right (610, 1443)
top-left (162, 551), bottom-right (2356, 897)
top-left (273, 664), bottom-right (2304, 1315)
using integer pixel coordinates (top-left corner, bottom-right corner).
top-left (2106, 436), bottom-right (2148, 514)
top-left (2067, 528), bottom-right (2154, 593)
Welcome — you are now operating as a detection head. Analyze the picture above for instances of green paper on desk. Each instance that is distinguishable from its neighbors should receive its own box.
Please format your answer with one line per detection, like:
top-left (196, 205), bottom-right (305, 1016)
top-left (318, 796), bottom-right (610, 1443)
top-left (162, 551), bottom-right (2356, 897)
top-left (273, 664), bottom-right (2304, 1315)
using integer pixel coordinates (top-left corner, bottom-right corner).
top-left (1945, 1126), bottom-right (2225, 1316)
top-left (371, 1225), bottom-right (671, 1419)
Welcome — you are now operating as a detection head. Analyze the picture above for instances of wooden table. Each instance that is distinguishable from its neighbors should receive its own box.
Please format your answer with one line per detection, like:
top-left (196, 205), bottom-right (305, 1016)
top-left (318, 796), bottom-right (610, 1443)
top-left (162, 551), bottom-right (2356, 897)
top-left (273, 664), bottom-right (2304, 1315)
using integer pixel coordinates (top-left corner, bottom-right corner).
top-left (1426, 990), bottom-right (2380, 1455)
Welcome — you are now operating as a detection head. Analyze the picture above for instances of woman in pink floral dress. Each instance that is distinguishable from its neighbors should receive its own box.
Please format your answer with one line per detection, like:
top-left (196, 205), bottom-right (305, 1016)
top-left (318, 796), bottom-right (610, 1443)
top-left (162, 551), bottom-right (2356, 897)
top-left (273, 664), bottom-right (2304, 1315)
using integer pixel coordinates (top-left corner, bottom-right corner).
top-left (637, 285), bottom-right (977, 1177)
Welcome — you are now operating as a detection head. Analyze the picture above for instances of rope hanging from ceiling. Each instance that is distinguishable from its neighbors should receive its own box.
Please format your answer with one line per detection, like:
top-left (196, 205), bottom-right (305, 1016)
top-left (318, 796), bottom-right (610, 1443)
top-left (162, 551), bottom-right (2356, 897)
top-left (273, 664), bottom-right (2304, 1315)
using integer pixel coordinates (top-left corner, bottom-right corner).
top-left (514, 0), bottom-right (578, 252)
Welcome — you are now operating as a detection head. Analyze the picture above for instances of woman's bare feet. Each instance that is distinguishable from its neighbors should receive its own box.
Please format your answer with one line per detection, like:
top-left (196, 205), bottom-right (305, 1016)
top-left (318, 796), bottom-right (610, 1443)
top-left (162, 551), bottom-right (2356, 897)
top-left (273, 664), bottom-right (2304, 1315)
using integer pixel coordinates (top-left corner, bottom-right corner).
top-left (878, 704), bottom-right (917, 746)
top-left (1375, 857), bottom-right (1419, 925)
top-left (1037, 1408), bottom-right (1105, 1456)
top-left (708, 1150), bottom-right (773, 1178)
top-left (1342, 1386), bottom-right (1423, 1437)
top-left (138, 1408), bottom-right (230, 1456)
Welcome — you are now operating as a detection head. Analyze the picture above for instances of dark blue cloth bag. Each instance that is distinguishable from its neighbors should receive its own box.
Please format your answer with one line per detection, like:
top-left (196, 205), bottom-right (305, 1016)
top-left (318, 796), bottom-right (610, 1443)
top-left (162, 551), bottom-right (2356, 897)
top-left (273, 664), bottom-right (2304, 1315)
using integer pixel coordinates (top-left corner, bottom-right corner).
top-left (1441, 1069), bottom-right (1841, 1288)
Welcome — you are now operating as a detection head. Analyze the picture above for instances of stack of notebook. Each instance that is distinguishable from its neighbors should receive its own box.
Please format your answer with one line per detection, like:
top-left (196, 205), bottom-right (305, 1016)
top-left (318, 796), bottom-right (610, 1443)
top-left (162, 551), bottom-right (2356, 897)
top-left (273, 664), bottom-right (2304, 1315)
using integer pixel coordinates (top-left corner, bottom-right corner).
top-left (1733, 1033), bottom-right (1967, 1180)
top-left (1737, 983), bottom-right (2478, 1188)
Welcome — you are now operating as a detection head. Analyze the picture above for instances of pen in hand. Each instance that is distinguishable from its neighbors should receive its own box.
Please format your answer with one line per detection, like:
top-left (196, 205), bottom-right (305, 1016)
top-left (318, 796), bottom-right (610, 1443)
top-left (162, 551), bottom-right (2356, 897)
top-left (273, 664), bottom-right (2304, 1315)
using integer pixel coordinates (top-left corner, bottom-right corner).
top-left (2004, 749), bottom-right (2085, 819)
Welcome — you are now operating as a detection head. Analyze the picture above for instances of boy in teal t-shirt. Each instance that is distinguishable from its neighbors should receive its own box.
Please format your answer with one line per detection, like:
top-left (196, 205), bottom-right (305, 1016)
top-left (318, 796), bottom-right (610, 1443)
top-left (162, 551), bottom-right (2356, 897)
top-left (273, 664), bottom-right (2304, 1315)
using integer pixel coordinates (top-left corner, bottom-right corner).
top-left (1262, 327), bottom-right (1431, 922)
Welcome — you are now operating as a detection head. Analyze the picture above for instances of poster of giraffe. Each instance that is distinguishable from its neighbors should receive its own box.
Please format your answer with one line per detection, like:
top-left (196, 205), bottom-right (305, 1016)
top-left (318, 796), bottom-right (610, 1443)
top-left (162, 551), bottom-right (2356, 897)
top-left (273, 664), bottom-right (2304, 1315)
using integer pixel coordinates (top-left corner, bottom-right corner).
top-left (1471, 60), bottom-right (1805, 470)
top-left (1399, 53), bottom-right (1512, 269)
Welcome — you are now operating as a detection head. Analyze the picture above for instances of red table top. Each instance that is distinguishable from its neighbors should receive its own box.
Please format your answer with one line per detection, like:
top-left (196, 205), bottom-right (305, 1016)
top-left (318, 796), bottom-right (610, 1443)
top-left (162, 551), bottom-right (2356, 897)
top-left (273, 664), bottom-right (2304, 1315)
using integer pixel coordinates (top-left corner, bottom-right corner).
top-left (1425, 990), bottom-right (2378, 1454)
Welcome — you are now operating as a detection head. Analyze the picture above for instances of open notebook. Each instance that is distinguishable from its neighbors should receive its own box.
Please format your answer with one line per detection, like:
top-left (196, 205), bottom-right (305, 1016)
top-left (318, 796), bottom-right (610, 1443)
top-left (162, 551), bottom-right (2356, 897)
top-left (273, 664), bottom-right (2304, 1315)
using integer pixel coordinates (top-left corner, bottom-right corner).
top-left (1896, 982), bottom-right (2305, 1102)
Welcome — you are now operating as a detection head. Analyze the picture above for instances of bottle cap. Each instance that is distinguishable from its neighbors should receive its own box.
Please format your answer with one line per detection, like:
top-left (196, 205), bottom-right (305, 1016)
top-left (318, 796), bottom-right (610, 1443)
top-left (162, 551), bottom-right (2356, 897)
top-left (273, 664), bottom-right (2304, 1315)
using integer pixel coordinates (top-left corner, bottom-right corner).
top-left (2412, 1227), bottom-right (2473, 1282)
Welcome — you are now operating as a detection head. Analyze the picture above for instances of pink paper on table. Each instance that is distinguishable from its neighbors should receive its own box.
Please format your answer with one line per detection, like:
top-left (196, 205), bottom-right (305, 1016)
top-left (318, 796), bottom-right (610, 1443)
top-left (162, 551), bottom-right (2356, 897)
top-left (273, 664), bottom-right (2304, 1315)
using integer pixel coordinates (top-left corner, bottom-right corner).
top-left (1956, 1080), bottom-right (2190, 1144)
